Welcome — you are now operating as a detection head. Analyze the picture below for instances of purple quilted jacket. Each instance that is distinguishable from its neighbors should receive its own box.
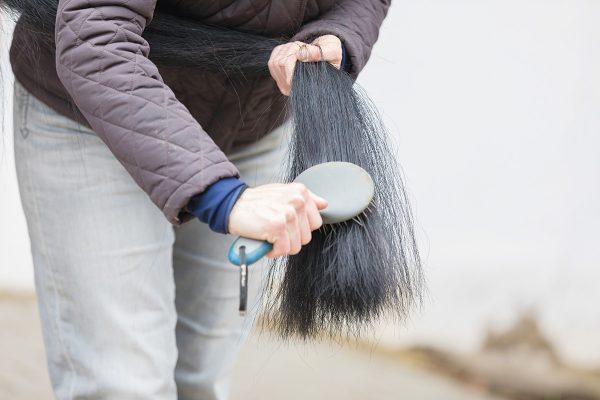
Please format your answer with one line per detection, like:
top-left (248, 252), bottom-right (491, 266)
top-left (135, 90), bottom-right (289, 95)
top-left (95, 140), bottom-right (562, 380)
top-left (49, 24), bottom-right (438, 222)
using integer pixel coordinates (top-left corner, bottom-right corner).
top-left (9, 0), bottom-right (390, 224)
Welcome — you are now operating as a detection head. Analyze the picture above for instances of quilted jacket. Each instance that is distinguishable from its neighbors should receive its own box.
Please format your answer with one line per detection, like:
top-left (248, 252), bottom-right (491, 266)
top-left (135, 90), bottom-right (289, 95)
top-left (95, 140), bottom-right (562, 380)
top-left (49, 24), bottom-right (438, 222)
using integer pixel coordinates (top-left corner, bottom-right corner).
top-left (9, 0), bottom-right (391, 224)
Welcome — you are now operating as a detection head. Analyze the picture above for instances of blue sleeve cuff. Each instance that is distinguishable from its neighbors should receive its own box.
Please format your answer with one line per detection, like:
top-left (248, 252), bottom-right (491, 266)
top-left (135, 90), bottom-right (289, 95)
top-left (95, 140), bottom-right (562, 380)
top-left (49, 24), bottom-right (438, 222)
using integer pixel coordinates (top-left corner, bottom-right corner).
top-left (341, 44), bottom-right (348, 71)
top-left (187, 177), bottom-right (247, 234)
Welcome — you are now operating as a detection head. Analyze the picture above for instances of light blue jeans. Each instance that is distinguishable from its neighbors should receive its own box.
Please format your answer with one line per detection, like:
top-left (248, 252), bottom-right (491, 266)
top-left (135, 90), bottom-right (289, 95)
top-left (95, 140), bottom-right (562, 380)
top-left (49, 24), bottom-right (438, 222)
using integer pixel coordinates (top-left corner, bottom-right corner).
top-left (13, 80), bottom-right (287, 399)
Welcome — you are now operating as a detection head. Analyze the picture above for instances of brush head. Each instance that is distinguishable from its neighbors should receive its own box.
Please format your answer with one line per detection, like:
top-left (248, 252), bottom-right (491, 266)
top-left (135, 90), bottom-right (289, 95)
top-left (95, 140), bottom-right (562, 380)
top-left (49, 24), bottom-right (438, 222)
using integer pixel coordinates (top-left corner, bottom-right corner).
top-left (294, 161), bottom-right (375, 224)
top-left (228, 162), bottom-right (375, 266)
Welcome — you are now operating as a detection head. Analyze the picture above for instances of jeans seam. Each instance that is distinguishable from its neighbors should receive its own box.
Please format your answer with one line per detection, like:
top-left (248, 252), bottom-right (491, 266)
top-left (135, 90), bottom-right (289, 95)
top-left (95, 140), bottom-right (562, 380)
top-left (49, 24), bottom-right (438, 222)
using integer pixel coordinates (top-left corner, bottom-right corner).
top-left (17, 83), bottom-right (31, 139)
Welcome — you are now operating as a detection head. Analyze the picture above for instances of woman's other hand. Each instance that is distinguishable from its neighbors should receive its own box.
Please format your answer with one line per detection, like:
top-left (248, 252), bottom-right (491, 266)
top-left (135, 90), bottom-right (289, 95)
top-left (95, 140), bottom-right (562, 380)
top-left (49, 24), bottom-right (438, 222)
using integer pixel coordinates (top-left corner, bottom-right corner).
top-left (268, 35), bottom-right (342, 96)
top-left (228, 183), bottom-right (328, 258)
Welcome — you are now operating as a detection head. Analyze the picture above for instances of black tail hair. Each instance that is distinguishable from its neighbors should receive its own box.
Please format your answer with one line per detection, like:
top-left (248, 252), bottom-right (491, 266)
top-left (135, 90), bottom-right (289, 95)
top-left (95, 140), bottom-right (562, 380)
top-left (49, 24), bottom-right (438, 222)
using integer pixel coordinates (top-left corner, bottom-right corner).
top-left (1, 0), bottom-right (281, 76)
top-left (263, 62), bottom-right (423, 339)
top-left (1, 0), bottom-right (424, 340)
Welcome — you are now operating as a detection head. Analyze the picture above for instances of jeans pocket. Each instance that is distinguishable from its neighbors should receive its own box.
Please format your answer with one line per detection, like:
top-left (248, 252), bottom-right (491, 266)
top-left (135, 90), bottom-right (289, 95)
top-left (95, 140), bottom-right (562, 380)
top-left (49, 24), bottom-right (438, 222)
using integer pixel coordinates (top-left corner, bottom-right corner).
top-left (14, 82), bottom-right (31, 139)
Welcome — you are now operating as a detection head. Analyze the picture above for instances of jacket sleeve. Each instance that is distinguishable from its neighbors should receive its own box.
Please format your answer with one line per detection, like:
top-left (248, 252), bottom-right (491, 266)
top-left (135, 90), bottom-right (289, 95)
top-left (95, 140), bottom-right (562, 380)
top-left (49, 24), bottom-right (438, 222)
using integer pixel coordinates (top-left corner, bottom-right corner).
top-left (54, 0), bottom-right (239, 225)
top-left (292, 0), bottom-right (391, 78)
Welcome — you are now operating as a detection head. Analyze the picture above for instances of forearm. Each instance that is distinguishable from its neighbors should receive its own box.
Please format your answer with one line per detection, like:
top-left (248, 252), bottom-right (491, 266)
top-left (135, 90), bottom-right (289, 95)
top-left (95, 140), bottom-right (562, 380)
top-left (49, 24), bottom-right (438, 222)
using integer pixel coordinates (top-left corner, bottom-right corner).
top-left (55, 0), bottom-right (239, 224)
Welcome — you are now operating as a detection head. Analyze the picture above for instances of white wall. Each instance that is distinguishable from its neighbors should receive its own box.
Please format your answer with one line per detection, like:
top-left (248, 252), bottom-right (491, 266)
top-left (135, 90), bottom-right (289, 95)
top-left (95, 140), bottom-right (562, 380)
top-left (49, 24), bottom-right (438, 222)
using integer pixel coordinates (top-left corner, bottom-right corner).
top-left (1, 1), bottom-right (599, 366)
top-left (362, 0), bottom-right (600, 367)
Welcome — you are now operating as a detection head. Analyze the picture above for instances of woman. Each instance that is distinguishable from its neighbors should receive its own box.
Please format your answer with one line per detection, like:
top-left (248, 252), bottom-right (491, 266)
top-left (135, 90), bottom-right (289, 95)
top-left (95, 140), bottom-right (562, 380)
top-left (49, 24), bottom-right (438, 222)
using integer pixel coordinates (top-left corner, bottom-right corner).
top-left (9, 0), bottom-right (390, 398)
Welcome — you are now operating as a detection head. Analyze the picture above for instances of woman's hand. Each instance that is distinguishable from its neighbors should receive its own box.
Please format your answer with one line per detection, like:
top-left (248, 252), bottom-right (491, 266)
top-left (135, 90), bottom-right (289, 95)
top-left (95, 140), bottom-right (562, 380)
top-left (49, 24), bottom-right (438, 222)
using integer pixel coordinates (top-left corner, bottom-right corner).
top-left (228, 183), bottom-right (328, 258)
top-left (268, 35), bottom-right (343, 96)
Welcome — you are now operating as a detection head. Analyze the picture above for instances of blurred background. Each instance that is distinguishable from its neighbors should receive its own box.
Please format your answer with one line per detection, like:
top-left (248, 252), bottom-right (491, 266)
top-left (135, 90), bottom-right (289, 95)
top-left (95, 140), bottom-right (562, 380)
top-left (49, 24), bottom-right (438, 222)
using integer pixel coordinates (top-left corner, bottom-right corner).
top-left (1, 0), bottom-right (599, 399)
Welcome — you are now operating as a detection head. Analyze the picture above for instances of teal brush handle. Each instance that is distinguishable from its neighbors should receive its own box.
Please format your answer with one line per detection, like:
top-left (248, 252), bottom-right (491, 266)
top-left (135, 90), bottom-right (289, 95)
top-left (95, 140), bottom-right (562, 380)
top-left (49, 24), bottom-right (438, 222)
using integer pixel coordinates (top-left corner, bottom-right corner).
top-left (228, 237), bottom-right (272, 266)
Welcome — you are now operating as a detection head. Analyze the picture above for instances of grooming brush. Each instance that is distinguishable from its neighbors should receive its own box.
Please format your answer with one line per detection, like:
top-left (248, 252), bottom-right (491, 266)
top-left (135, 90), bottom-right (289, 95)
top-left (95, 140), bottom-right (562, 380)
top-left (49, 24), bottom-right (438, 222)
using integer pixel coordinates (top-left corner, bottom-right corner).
top-left (227, 161), bottom-right (375, 315)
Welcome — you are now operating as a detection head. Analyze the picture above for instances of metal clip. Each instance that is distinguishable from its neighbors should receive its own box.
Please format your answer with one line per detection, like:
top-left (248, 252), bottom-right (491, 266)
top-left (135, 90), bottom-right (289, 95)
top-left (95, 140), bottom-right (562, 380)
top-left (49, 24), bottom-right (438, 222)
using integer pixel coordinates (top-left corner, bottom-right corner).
top-left (238, 245), bottom-right (248, 316)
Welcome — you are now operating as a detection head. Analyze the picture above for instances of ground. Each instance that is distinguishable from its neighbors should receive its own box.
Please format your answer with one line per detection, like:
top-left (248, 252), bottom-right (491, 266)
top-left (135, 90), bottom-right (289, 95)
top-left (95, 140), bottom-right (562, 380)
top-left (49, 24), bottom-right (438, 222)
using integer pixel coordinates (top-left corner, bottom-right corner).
top-left (0, 293), bottom-right (503, 400)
